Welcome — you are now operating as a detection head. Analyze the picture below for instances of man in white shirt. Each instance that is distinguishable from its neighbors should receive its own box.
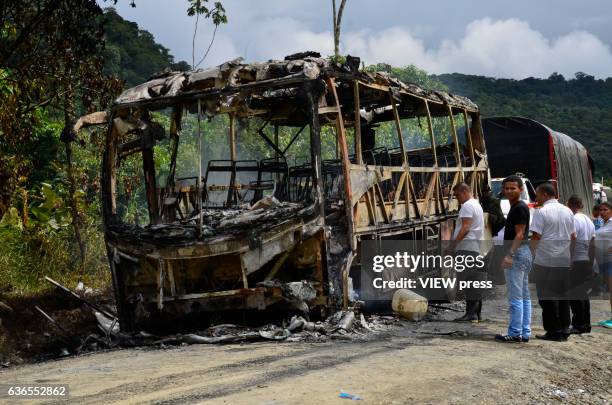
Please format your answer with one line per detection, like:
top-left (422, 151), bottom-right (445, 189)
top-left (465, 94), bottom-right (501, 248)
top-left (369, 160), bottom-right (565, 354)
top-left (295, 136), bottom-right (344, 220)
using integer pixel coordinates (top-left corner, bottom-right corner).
top-left (451, 182), bottom-right (485, 322)
top-left (567, 195), bottom-right (595, 334)
top-left (530, 183), bottom-right (576, 341)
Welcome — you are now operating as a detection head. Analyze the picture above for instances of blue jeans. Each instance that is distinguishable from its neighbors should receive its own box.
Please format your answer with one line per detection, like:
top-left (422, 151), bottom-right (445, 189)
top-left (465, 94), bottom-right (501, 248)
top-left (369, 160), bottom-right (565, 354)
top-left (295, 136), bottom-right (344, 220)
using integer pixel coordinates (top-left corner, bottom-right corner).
top-left (601, 262), bottom-right (612, 276)
top-left (504, 245), bottom-right (533, 338)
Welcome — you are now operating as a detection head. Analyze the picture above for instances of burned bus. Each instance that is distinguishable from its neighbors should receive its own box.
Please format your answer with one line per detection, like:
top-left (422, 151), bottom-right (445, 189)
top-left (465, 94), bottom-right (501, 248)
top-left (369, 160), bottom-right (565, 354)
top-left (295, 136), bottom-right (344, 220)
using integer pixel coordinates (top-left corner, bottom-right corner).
top-left (69, 53), bottom-right (490, 331)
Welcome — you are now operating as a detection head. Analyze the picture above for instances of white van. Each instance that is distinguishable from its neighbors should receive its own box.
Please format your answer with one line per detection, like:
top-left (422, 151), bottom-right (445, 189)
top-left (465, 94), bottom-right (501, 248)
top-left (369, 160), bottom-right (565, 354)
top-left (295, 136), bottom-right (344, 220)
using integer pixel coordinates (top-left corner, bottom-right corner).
top-left (593, 183), bottom-right (608, 204)
top-left (491, 175), bottom-right (536, 240)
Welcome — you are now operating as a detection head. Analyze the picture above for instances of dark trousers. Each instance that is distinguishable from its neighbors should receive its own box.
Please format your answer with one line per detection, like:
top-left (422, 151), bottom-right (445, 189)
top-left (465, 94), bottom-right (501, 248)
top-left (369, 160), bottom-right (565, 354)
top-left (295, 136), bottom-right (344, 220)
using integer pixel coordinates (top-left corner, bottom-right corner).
top-left (456, 250), bottom-right (487, 300)
top-left (569, 260), bottom-right (593, 332)
top-left (456, 250), bottom-right (486, 317)
top-left (534, 264), bottom-right (571, 337)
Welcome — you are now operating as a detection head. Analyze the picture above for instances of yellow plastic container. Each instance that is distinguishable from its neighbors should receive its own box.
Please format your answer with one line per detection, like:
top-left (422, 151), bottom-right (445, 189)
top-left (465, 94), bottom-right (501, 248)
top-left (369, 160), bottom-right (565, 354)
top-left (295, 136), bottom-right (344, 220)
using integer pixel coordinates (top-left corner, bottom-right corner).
top-left (392, 289), bottom-right (428, 321)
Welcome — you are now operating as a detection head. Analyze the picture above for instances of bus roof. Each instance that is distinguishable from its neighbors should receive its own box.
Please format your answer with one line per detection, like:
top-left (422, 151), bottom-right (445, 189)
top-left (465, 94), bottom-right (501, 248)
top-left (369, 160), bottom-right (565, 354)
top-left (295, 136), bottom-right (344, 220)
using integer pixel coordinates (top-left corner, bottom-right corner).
top-left (113, 52), bottom-right (479, 116)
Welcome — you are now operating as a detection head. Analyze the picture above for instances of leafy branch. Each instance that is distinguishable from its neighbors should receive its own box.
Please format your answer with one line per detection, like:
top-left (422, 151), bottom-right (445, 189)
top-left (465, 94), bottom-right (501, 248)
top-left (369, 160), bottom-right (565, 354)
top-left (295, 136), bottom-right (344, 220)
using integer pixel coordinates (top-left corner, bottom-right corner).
top-left (188, 0), bottom-right (227, 68)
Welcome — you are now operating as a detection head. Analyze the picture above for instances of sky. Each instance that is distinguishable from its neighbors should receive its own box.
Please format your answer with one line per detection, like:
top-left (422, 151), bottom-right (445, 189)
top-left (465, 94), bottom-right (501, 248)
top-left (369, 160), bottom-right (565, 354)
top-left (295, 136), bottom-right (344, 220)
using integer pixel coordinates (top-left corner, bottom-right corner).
top-left (103, 0), bottom-right (612, 79)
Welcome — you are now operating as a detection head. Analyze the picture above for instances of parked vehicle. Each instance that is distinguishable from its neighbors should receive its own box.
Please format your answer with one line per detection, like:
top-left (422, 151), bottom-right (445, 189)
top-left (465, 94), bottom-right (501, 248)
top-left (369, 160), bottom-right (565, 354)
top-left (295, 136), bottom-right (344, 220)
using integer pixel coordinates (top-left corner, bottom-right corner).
top-left (482, 117), bottom-right (594, 214)
top-left (593, 182), bottom-right (608, 204)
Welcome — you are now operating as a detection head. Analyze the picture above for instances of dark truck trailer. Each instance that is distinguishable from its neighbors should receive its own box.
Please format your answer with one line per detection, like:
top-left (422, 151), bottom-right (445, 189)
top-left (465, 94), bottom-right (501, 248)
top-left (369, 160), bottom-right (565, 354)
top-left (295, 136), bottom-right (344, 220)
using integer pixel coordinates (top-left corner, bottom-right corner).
top-left (482, 116), bottom-right (594, 213)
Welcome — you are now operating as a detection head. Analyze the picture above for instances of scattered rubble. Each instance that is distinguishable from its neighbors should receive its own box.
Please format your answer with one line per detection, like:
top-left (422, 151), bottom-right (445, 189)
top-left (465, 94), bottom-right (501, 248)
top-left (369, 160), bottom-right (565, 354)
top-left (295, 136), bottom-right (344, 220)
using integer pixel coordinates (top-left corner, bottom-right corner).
top-left (44, 276), bottom-right (115, 320)
top-left (0, 273), bottom-right (403, 365)
top-left (0, 301), bottom-right (14, 314)
top-left (89, 309), bottom-right (398, 348)
top-left (34, 305), bottom-right (71, 334)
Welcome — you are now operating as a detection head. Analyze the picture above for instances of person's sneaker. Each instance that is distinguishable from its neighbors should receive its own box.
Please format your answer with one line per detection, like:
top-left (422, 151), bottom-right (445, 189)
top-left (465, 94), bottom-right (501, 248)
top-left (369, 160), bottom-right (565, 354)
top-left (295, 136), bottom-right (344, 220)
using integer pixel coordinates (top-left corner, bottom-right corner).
top-left (596, 319), bottom-right (612, 328)
top-left (521, 336), bottom-right (530, 343)
top-left (494, 334), bottom-right (522, 343)
top-left (535, 333), bottom-right (568, 342)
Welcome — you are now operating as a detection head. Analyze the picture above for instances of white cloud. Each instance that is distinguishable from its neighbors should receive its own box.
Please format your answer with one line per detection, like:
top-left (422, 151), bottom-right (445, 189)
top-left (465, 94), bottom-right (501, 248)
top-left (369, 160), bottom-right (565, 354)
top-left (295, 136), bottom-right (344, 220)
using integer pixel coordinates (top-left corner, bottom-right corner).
top-left (344, 27), bottom-right (433, 68)
top-left (238, 17), bottom-right (333, 62)
top-left (192, 16), bottom-right (334, 66)
top-left (341, 18), bottom-right (612, 79)
top-left (193, 30), bottom-right (241, 67)
top-left (204, 17), bottom-right (612, 79)
top-left (105, 0), bottom-right (612, 79)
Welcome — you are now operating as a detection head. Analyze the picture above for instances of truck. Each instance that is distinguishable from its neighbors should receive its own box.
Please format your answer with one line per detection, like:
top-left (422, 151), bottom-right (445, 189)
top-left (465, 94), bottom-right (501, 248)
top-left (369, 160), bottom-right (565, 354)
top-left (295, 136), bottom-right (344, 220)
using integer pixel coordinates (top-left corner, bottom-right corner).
top-left (482, 116), bottom-right (594, 213)
top-left (67, 53), bottom-right (490, 331)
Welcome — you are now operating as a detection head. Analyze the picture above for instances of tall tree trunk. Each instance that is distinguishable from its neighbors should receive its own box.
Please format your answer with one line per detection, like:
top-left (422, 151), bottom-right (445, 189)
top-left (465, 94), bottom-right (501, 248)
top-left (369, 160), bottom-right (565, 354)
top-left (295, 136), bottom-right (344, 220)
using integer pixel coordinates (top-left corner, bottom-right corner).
top-left (62, 75), bottom-right (86, 279)
top-left (332, 0), bottom-right (348, 59)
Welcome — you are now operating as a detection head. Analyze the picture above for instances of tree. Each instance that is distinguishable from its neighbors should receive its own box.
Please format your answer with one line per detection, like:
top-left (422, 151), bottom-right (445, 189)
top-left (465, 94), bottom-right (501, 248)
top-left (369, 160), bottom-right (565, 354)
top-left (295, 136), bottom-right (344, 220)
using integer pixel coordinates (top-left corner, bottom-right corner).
top-left (434, 72), bottom-right (612, 179)
top-left (0, 1), bottom-right (227, 270)
top-left (367, 63), bottom-right (449, 91)
top-left (548, 72), bottom-right (565, 82)
top-left (0, 0), bottom-right (126, 276)
top-left (332, 0), bottom-right (348, 60)
top-left (0, 1), bottom-right (121, 212)
top-left (102, 8), bottom-right (191, 86)
top-left (187, 0), bottom-right (227, 68)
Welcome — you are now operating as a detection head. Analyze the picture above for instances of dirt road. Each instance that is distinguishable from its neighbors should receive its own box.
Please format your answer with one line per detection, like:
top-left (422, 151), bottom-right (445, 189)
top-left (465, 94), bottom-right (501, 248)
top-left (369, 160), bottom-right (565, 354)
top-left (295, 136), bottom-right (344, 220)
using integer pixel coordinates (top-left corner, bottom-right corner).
top-left (2, 299), bottom-right (611, 405)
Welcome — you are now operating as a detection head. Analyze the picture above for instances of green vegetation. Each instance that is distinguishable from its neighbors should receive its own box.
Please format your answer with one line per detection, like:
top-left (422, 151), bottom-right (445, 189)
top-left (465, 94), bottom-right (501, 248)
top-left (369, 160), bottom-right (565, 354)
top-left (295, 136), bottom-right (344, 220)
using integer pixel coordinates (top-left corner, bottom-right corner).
top-left (0, 2), bottom-right (224, 295)
top-left (102, 8), bottom-right (191, 87)
top-left (435, 72), bottom-right (612, 179)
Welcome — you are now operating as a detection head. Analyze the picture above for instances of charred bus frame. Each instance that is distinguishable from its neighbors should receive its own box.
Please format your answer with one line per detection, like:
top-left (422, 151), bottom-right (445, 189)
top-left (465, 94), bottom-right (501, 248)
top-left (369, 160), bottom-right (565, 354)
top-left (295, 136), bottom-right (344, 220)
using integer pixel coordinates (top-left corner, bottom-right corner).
top-left (69, 54), bottom-right (489, 331)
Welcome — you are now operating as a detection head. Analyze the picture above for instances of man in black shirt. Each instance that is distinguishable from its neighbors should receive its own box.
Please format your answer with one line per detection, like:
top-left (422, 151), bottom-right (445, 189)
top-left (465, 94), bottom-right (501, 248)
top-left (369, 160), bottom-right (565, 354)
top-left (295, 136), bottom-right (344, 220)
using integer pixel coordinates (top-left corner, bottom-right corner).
top-left (495, 175), bottom-right (533, 343)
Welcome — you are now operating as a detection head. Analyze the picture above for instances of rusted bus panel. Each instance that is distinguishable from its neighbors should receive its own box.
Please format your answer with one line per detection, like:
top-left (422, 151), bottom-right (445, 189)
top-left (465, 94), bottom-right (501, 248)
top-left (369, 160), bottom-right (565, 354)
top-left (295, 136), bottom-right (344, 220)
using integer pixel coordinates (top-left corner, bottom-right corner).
top-left (349, 166), bottom-right (484, 233)
top-left (342, 79), bottom-right (488, 228)
top-left (109, 228), bottom-right (327, 330)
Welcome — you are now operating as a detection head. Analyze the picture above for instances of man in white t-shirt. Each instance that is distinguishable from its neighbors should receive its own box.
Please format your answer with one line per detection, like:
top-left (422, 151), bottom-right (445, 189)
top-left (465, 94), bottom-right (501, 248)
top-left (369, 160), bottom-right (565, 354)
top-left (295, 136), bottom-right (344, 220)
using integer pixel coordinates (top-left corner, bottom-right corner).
top-left (530, 183), bottom-right (576, 341)
top-left (451, 182), bottom-right (485, 322)
top-left (567, 195), bottom-right (596, 334)
top-left (452, 188), bottom-right (485, 253)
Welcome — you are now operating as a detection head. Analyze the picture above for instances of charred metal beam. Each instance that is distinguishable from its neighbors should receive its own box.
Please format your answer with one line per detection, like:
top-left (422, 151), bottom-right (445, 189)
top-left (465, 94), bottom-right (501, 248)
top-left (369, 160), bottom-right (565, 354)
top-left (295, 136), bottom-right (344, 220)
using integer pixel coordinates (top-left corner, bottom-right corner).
top-left (389, 91), bottom-right (407, 166)
top-left (112, 73), bottom-right (310, 112)
top-left (447, 105), bottom-right (464, 182)
top-left (196, 100), bottom-right (204, 236)
top-left (44, 276), bottom-right (116, 320)
top-left (462, 109), bottom-right (478, 193)
top-left (229, 113), bottom-right (237, 161)
top-left (160, 107), bottom-right (183, 220)
top-left (353, 82), bottom-right (363, 165)
top-left (257, 118), bottom-right (286, 158)
top-left (327, 78), bottom-right (355, 249)
top-left (142, 129), bottom-right (160, 225)
top-left (304, 81), bottom-right (325, 221)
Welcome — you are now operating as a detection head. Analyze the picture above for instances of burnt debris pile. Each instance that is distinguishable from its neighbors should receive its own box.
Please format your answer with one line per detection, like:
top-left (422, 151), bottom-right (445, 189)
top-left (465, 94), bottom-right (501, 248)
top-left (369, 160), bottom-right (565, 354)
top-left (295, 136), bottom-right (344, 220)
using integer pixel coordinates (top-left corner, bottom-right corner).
top-left (117, 197), bottom-right (308, 244)
top-left (14, 277), bottom-right (398, 364)
top-left (94, 309), bottom-right (398, 347)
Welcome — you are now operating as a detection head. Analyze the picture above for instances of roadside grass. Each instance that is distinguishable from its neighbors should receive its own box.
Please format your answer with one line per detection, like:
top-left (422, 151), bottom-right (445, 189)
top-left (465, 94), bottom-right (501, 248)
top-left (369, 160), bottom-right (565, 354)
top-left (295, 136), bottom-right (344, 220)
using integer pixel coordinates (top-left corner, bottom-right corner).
top-left (0, 223), bottom-right (111, 296)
